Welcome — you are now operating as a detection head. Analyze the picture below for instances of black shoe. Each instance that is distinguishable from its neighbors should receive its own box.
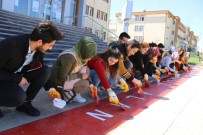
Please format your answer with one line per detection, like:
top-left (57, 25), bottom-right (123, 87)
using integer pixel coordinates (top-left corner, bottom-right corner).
top-left (0, 109), bottom-right (3, 118)
top-left (16, 102), bottom-right (40, 116)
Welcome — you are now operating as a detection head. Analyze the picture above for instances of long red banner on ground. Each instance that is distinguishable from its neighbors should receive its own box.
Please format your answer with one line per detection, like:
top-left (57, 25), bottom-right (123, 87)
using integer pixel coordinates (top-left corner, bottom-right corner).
top-left (0, 68), bottom-right (200, 135)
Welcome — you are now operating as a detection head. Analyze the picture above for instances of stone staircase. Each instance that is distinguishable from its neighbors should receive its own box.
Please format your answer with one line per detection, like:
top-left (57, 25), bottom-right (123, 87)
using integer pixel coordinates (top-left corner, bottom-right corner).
top-left (0, 10), bottom-right (108, 65)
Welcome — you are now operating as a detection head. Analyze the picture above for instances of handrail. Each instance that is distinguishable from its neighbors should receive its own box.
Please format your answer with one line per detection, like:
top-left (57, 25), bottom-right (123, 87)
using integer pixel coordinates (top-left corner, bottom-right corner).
top-left (83, 15), bottom-right (118, 38)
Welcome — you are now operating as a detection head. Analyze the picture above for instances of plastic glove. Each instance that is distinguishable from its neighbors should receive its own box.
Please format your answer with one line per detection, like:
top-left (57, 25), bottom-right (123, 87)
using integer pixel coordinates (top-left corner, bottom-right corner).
top-left (183, 66), bottom-right (188, 72)
top-left (160, 69), bottom-right (167, 73)
top-left (48, 88), bottom-right (61, 99)
top-left (188, 66), bottom-right (192, 71)
top-left (90, 84), bottom-right (98, 105)
top-left (137, 87), bottom-right (143, 94)
top-left (144, 74), bottom-right (149, 87)
top-left (120, 78), bottom-right (129, 92)
top-left (90, 84), bottom-right (97, 97)
top-left (177, 60), bottom-right (182, 64)
top-left (144, 74), bottom-right (148, 81)
top-left (108, 90), bottom-right (119, 105)
top-left (155, 69), bottom-right (161, 76)
top-left (174, 70), bottom-right (178, 74)
top-left (152, 74), bottom-right (160, 80)
top-left (132, 78), bottom-right (142, 87)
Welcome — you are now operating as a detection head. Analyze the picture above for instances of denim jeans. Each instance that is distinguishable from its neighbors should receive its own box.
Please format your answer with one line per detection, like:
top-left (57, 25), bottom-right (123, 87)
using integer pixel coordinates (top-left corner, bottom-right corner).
top-left (124, 59), bottom-right (133, 70)
top-left (90, 70), bottom-right (116, 88)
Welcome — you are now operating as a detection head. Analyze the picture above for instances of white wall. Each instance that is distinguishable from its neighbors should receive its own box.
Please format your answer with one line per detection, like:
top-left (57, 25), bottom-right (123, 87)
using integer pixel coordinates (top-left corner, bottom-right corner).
top-left (165, 15), bottom-right (175, 49)
top-left (143, 14), bottom-right (166, 44)
top-left (178, 29), bottom-right (185, 39)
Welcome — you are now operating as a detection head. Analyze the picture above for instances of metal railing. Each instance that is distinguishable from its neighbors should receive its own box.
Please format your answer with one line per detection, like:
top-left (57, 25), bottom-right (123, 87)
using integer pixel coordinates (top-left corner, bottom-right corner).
top-left (62, 15), bottom-right (118, 43)
top-left (83, 15), bottom-right (118, 43)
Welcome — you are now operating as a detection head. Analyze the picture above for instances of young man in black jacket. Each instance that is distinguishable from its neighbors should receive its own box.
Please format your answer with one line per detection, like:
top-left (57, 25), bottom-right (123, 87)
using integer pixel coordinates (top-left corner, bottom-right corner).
top-left (0, 20), bottom-right (64, 118)
top-left (109, 32), bottom-right (131, 48)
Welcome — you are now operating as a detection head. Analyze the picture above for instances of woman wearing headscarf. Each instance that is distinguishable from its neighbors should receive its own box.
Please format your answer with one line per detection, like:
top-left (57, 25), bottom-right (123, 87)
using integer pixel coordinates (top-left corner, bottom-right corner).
top-left (45, 36), bottom-right (97, 103)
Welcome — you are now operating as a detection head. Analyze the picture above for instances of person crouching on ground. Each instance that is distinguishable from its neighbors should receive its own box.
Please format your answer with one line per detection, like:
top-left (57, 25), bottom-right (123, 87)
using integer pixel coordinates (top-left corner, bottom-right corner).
top-left (88, 49), bottom-right (122, 104)
top-left (45, 36), bottom-right (97, 103)
top-left (161, 51), bottom-right (175, 73)
top-left (129, 42), bottom-right (150, 86)
top-left (112, 39), bottom-right (142, 91)
top-left (0, 20), bottom-right (64, 117)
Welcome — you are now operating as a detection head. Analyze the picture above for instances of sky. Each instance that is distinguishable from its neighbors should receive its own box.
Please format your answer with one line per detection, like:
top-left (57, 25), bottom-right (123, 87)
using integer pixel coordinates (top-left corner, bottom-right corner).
top-left (110, 0), bottom-right (203, 47)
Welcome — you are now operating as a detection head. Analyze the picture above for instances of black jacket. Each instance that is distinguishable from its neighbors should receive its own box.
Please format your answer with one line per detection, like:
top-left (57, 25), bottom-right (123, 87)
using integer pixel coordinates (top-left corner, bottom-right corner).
top-left (112, 43), bottom-right (128, 60)
top-left (129, 51), bottom-right (146, 75)
top-left (0, 34), bottom-right (44, 84)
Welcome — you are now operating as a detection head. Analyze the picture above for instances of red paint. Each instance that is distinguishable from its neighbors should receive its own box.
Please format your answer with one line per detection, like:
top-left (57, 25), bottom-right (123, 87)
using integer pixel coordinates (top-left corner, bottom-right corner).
top-left (0, 68), bottom-right (201, 135)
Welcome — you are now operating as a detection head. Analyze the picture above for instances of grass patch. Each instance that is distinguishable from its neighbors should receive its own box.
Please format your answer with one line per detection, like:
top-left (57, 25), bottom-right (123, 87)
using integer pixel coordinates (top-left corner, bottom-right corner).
top-left (188, 55), bottom-right (203, 66)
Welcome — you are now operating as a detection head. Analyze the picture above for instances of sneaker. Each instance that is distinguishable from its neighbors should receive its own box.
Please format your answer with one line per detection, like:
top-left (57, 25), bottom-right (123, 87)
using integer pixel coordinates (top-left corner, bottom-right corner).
top-left (16, 102), bottom-right (40, 116)
top-left (0, 109), bottom-right (3, 118)
top-left (73, 94), bottom-right (86, 103)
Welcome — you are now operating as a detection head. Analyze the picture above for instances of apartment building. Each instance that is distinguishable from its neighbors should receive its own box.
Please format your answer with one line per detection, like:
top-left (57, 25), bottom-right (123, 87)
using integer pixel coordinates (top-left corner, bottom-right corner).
top-left (85, 0), bottom-right (111, 42)
top-left (109, 10), bottom-right (197, 50)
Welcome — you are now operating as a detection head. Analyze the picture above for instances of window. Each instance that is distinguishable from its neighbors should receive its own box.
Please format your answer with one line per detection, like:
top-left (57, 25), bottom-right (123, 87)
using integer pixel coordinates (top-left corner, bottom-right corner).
top-left (171, 41), bottom-right (174, 45)
top-left (96, 10), bottom-right (108, 22)
top-left (134, 36), bottom-right (143, 42)
top-left (104, 13), bottom-right (107, 21)
top-left (135, 16), bottom-right (139, 21)
top-left (172, 31), bottom-right (175, 35)
top-left (140, 16), bottom-right (144, 21)
top-left (102, 32), bottom-right (106, 40)
top-left (95, 29), bottom-right (100, 37)
top-left (135, 15), bottom-right (144, 21)
top-left (134, 36), bottom-right (139, 41)
top-left (97, 10), bottom-right (100, 18)
top-left (139, 26), bottom-right (144, 31)
top-left (89, 7), bottom-right (94, 16)
top-left (86, 5), bottom-right (94, 16)
top-left (135, 25), bottom-right (139, 31)
top-left (103, 0), bottom-right (109, 3)
top-left (86, 5), bottom-right (89, 15)
top-left (139, 36), bottom-right (143, 42)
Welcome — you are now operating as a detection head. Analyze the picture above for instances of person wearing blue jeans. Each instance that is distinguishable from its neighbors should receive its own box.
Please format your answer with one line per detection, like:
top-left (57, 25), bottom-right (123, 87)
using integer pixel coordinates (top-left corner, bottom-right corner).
top-left (90, 70), bottom-right (116, 89)
top-left (88, 49), bottom-right (123, 104)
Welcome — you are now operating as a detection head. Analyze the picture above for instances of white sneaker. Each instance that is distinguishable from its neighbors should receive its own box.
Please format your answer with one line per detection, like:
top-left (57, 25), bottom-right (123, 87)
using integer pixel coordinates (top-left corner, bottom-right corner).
top-left (73, 94), bottom-right (86, 103)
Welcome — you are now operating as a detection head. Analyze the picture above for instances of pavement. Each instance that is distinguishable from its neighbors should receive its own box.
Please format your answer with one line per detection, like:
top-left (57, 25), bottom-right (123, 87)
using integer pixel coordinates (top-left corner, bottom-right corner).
top-left (0, 66), bottom-right (202, 135)
top-left (108, 66), bottom-right (203, 135)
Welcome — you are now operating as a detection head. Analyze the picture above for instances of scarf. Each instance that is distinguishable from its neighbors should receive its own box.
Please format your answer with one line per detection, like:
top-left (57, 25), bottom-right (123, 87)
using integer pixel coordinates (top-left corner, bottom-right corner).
top-left (59, 36), bottom-right (97, 65)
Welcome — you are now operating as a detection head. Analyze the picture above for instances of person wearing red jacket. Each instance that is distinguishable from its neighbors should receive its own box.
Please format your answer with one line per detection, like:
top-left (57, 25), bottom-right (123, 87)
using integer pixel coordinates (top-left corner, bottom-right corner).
top-left (88, 49), bottom-right (122, 104)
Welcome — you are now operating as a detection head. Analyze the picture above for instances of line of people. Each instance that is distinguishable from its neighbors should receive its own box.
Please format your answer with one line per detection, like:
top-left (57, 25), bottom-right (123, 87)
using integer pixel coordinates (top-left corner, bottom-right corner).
top-left (0, 22), bottom-right (191, 118)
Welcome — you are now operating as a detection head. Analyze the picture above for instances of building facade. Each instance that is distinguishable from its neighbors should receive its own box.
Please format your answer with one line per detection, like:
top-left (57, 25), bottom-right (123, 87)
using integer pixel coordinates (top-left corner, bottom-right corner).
top-left (0, 0), bottom-right (111, 42)
top-left (84, 0), bottom-right (111, 42)
top-left (109, 10), bottom-right (197, 50)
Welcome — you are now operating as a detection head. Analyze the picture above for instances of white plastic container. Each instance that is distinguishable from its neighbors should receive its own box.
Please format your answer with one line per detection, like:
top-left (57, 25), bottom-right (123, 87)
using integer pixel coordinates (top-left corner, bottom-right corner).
top-left (53, 98), bottom-right (66, 108)
top-left (175, 74), bottom-right (180, 78)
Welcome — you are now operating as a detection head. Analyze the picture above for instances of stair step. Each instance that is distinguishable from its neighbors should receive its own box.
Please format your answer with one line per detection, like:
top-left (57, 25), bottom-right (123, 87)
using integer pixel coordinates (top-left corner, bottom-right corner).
top-left (0, 9), bottom-right (109, 64)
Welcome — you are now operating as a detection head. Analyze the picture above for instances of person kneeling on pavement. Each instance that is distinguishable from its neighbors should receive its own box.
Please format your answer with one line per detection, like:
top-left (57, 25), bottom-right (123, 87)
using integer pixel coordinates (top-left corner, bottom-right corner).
top-left (88, 48), bottom-right (123, 105)
top-left (44, 36), bottom-right (97, 104)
